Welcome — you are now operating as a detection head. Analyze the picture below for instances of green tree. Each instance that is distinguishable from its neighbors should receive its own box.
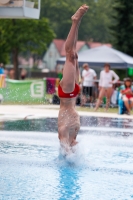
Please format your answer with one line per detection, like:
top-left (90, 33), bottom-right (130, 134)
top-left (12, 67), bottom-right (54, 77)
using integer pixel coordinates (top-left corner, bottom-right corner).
top-left (41, 0), bottom-right (112, 42)
top-left (110, 0), bottom-right (133, 56)
top-left (0, 18), bottom-right (55, 79)
top-left (41, 0), bottom-right (81, 39)
top-left (0, 27), bottom-right (10, 64)
top-left (79, 0), bottom-right (113, 42)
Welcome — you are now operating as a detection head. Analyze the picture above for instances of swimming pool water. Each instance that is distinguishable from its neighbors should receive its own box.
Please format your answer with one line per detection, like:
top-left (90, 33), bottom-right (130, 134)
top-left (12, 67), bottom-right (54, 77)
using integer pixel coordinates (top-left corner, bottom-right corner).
top-left (0, 117), bottom-right (133, 200)
top-left (1, 116), bottom-right (133, 134)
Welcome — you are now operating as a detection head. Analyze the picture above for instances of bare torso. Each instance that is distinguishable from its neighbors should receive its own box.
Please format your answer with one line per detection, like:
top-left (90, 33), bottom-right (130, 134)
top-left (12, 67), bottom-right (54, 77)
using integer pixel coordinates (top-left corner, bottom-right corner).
top-left (58, 98), bottom-right (80, 146)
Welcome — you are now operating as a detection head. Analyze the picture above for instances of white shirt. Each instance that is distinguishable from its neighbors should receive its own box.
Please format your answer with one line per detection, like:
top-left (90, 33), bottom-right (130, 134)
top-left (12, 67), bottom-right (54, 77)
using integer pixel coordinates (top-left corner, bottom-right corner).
top-left (82, 69), bottom-right (97, 87)
top-left (99, 70), bottom-right (119, 88)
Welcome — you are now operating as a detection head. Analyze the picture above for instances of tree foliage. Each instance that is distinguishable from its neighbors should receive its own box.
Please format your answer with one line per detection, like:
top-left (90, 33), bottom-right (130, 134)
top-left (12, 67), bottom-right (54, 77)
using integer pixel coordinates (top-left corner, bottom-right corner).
top-left (0, 0), bottom-right (115, 79)
top-left (110, 0), bottom-right (133, 56)
top-left (41, 0), bottom-right (112, 42)
top-left (0, 26), bottom-right (10, 64)
top-left (0, 18), bottom-right (55, 79)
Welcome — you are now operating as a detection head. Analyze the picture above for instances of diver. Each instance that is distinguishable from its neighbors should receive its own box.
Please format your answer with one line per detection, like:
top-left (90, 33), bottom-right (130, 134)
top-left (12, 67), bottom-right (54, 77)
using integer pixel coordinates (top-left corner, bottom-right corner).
top-left (58, 4), bottom-right (89, 154)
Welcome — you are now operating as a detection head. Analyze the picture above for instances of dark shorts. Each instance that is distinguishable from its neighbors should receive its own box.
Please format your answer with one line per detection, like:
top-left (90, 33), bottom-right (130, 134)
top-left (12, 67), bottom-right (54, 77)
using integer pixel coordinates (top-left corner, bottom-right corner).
top-left (82, 86), bottom-right (93, 97)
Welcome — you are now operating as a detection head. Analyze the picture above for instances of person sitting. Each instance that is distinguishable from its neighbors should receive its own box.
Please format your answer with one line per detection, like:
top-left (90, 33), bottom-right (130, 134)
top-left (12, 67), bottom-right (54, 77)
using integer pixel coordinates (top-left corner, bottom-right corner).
top-left (120, 77), bottom-right (133, 115)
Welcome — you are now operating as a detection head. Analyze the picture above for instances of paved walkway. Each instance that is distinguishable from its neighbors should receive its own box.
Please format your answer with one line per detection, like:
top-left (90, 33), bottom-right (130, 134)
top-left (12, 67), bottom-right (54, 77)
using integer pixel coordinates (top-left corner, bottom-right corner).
top-left (0, 105), bottom-right (133, 121)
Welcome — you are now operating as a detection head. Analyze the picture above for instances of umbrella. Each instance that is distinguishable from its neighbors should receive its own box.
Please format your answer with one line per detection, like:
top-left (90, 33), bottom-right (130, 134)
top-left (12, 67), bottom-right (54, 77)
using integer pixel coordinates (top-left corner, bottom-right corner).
top-left (57, 46), bottom-right (133, 69)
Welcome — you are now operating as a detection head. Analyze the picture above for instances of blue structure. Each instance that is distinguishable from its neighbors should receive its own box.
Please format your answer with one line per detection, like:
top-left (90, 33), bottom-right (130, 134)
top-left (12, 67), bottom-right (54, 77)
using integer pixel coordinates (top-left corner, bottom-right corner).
top-left (0, 68), bottom-right (4, 74)
top-left (118, 97), bottom-right (127, 115)
top-left (118, 85), bottom-right (133, 114)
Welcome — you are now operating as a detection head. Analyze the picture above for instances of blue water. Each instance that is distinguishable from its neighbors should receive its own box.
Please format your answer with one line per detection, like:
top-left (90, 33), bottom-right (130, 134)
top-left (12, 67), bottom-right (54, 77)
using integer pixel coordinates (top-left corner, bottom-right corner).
top-left (0, 122), bottom-right (133, 200)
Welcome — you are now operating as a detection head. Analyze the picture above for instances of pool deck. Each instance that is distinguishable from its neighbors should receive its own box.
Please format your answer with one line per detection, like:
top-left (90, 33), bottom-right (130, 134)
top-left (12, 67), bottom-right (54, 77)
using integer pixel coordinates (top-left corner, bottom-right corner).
top-left (0, 105), bottom-right (133, 121)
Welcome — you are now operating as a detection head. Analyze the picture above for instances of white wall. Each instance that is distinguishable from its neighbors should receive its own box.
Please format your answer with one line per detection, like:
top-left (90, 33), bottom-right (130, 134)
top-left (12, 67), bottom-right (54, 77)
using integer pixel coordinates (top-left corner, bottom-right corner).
top-left (43, 42), bottom-right (60, 71)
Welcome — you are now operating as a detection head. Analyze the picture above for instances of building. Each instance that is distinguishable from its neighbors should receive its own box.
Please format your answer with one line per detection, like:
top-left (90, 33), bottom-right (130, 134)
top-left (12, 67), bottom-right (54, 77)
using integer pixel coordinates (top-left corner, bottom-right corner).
top-left (43, 39), bottom-right (89, 71)
top-left (43, 39), bottom-right (112, 71)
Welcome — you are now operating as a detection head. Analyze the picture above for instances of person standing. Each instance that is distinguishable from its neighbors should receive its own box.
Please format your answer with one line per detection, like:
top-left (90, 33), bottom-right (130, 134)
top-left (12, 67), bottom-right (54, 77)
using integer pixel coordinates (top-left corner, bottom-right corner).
top-left (94, 63), bottom-right (119, 111)
top-left (21, 68), bottom-right (27, 80)
top-left (81, 63), bottom-right (97, 106)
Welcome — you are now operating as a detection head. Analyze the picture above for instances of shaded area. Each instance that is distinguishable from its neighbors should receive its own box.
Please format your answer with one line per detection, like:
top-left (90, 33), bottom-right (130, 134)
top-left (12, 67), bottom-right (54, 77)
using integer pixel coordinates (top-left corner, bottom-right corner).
top-left (0, 116), bottom-right (133, 134)
top-left (0, 118), bottom-right (58, 132)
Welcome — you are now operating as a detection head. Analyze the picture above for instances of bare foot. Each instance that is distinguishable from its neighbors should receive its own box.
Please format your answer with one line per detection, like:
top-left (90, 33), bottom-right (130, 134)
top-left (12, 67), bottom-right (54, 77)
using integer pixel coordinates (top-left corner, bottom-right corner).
top-left (71, 4), bottom-right (89, 22)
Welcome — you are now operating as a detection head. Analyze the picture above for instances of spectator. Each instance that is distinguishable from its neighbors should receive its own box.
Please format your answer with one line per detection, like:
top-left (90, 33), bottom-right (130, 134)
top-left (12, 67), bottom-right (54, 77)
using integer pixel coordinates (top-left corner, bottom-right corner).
top-left (94, 63), bottom-right (119, 111)
top-left (9, 69), bottom-right (15, 79)
top-left (81, 63), bottom-right (97, 106)
top-left (120, 78), bottom-right (133, 115)
top-left (0, 63), bottom-right (4, 74)
top-left (21, 68), bottom-right (27, 80)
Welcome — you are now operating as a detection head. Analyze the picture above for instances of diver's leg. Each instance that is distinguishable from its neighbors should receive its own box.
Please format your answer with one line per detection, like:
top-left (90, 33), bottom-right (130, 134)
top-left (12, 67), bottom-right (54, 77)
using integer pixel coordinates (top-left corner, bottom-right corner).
top-left (60, 5), bottom-right (88, 93)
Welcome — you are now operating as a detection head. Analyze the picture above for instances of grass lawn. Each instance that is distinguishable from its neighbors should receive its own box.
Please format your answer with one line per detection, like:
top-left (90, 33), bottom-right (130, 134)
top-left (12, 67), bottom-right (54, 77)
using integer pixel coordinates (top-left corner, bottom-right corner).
top-left (1, 92), bottom-right (133, 114)
top-left (76, 106), bottom-right (133, 114)
top-left (0, 94), bottom-right (52, 105)
top-left (76, 107), bottom-right (119, 113)
top-left (41, 105), bottom-right (133, 114)
top-left (46, 94), bottom-right (133, 114)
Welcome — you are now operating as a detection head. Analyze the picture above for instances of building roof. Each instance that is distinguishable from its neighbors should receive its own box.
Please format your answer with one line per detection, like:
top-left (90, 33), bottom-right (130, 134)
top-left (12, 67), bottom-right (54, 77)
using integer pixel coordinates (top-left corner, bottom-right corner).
top-left (53, 39), bottom-right (65, 54)
top-left (61, 40), bottom-right (86, 56)
top-left (53, 39), bottom-right (112, 56)
top-left (53, 39), bottom-right (86, 56)
top-left (88, 42), bottom-right (112, 48)
top-left (57, 45), bottom-right (133, 69)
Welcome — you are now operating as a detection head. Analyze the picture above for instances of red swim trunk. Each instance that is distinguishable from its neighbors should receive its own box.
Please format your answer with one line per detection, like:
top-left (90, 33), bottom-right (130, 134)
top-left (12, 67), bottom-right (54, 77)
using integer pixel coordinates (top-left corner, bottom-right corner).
top-left (58, 83), bottom-right (80, 98)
